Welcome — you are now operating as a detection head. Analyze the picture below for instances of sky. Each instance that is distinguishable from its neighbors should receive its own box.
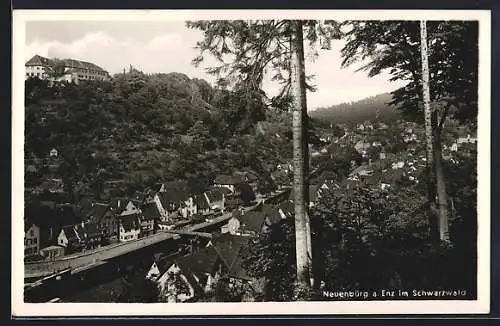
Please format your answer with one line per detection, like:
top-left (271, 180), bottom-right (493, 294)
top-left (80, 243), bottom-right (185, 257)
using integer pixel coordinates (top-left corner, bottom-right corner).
top-left (25, 20), bottom-right (407, 110)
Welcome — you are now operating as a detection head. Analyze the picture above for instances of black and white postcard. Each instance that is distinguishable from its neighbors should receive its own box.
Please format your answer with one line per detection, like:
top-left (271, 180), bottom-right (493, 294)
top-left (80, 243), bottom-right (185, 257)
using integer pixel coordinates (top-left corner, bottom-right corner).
top-left (12, 9), bottom-right (491, 316)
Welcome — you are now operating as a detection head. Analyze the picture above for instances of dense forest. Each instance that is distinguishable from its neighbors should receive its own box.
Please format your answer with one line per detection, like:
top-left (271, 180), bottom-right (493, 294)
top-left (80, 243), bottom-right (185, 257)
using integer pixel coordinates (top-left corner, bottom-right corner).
top-left (310, 93), bottom-right (401, 126)
top-left (24, 69), bottom-right (307, 202)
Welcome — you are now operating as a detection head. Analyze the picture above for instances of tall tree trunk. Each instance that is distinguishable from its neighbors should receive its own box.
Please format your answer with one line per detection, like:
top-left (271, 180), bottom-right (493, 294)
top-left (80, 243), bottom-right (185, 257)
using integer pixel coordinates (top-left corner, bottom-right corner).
top-left (420, 20), bottom-right (439, 244)
top-left (290, 20), bottom-right (311, 293)
top-left (303, 86), bottom-right (313, 288)
top-left (433, 113), bottom-right (451, 243)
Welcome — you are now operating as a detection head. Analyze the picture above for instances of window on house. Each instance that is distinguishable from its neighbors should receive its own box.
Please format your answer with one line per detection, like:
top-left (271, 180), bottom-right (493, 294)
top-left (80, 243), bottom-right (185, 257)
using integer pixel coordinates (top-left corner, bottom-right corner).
top-left (30, 230), bottom-right (34, 236)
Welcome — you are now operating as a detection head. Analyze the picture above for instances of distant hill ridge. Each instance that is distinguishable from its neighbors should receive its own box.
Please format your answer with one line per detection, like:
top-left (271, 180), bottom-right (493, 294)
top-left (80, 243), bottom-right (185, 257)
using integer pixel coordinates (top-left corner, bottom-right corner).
top-left (310, 93), bottom-right (401, 125)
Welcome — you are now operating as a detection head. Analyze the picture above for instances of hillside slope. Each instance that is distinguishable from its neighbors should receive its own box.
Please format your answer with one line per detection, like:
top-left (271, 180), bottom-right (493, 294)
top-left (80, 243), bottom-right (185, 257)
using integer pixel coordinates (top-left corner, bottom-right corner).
top-left (310, 93), bottom-right (401, 125)
top-left (24, 71), bottom-right (298, 200)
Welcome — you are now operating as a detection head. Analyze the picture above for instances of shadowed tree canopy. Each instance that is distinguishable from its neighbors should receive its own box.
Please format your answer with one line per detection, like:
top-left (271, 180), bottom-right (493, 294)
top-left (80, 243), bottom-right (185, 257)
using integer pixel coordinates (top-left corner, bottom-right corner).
top-left (341, 20), bottom-right (478, 127)
top-left (186, 20), bottom-right (342, 107)
top-left (187, 19), bottom-right (342, 296)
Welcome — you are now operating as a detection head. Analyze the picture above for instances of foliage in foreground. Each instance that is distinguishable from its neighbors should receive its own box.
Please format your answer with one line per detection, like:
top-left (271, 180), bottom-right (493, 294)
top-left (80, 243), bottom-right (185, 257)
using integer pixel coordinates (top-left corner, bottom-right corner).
top-left (244, 148), bottom-right (477, 301)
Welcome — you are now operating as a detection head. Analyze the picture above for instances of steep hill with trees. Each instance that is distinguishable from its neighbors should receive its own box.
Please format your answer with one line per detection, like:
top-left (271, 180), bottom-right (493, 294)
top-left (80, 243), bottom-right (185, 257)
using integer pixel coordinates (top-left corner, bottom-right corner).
top-left (310, 93), bottom-right (401, 125)
top-left (24, 70), bottom-right (300, 203)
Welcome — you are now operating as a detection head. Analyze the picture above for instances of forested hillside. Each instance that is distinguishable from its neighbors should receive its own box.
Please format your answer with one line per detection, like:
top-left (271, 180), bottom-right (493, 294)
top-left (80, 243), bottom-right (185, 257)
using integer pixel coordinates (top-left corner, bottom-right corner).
top-left (310, 93), bottom-right (401, 125)
top-left (24, 69), bottom-right (302, 202)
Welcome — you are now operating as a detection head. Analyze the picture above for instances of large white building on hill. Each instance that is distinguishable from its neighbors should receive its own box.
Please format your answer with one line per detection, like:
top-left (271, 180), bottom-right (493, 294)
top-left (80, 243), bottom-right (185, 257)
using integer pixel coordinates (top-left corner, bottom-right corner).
top-left (25, 54), bottom-right (110, 84)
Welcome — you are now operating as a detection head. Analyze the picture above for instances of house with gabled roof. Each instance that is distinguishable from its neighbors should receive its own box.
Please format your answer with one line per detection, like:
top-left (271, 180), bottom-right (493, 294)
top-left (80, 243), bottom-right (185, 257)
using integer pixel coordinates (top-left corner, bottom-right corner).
top-left (146, 253), bottom-right (172, 281)
top-left (83, 222), bottom-right (102, 249)
top-left (91, 203), bottom-right (119, 243)
top-left (57, 224), bottom-right (84, 254)
top-left (213, 174), bottom-right (244, 193)
top-left (51, 203), bottom-right (82, 244)
top-left (87, 202), bottom-right (108, 223)
top-left (118, 213), bottom-right (141, 242)
top-left (194, 194), bottom-right (211, 216)
top-left (154, 246), bottom-right (223, 302)
top-left (319, 179), bottom-right (339, 191)
top-left (108, 197), bottom-right (141, 216)
top-left (120, 200), bottom-right (141, 216)
top-left (24, 220), bottom-right (40, 256)
top-left (153, 189), bottom-right (196, 222)
top-left (208, 234), bottom-right (265, 300)
top-left (176, 246), bottom-right (222, 292)
top-left (275, 200), bottom-right (293, 219)
top-left (457, 134), bottom-right (477, 145)
top-left (237, 211), bottom-right (269, 236)
top-left (223, 204), bottom-right (280, 237)
top-left (208, 234), bottom-right (250, 272)
top-left (261, 203), bottom-right (282, 226)
top-left (203, 188), bottom-right (227, 213)
top-left (139, 202), bottom-right (158, 237)
top-left (223, 211), bottom-right (244, 235)
top-left (25, 54), bottom-right (109, 83)
top-left (234, 171), bottom-right (259, 192)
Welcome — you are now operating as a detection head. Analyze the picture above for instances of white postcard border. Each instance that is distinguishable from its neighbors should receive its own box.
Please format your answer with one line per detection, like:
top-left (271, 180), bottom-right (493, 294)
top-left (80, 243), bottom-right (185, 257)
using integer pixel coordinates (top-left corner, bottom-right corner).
top-left (12, 9), bottom-right (491, 316)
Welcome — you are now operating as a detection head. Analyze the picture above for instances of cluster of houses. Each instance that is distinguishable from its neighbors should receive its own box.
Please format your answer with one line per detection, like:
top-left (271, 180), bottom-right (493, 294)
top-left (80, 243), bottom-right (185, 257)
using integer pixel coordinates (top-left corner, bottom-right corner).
top-left (444, 134), bottom-right (478, 153)
top-left (356, 121), bottom-right (389, 132)
top-left (137, 119), bottom-right (477, 302)
top-left (143, 198), bottom-right (296, 302)
top-left (24, 172), bottom-right (263, 261)
top-left (144, 164), bottom-right (394, 302)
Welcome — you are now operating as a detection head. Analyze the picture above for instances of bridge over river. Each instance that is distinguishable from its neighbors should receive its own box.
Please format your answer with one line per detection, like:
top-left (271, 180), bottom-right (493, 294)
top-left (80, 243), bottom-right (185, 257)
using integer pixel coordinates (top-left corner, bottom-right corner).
top-left (25, 202), bottom-right (263, 280)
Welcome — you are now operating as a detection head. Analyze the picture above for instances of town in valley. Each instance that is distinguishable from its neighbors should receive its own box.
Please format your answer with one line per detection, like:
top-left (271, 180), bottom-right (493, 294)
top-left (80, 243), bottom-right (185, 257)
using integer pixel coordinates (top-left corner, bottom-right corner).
top-left (21, 19), bottom-right (479, 304)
